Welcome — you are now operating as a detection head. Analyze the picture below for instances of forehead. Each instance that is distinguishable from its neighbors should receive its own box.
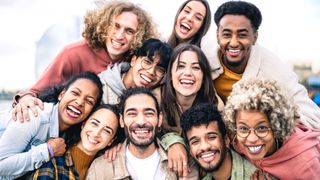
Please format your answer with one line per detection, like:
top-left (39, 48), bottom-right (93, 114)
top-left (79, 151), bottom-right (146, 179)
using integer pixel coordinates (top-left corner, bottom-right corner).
top-left (90, 108), bottom-right (118, 126)
top-left (184, 1), bottom-right (206, 16)
top-left (176, 50), bottom-right (199, 64)
top-left (124, 94), bottom-right (157, 111)
top-left (68, 79), bottom-right (95, 90)
top-left (219, 15), bottom-right (253, 31)
top-left (236, 110), bottom-right (269, 126)
top-left (114, 11), bottom-right (139, 30)
top-left (187, 121), bottom-right (221, 139)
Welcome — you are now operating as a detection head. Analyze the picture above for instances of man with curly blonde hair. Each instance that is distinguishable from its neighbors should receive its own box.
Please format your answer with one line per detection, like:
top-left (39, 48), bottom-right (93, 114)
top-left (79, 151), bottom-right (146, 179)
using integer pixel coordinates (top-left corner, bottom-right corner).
top-left (12, 0), bottom-right (159, 121)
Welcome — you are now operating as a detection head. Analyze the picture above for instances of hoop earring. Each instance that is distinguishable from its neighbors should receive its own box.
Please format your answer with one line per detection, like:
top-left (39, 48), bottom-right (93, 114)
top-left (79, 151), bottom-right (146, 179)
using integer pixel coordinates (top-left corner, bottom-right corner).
top-left (232, 134), bottom-right (237, 148)
top-left (275, 138), bottom-right (279, 150)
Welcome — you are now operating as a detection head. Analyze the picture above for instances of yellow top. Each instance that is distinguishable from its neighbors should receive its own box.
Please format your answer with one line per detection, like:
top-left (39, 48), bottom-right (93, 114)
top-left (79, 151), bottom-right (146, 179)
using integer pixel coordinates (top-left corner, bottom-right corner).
top-left (70, 145), bottom-right (95, 180)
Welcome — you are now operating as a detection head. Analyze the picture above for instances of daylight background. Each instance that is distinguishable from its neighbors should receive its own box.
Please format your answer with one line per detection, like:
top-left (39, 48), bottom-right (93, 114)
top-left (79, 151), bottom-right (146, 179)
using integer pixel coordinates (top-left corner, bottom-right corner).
top-left (1, 0), bottom-right (320, 108)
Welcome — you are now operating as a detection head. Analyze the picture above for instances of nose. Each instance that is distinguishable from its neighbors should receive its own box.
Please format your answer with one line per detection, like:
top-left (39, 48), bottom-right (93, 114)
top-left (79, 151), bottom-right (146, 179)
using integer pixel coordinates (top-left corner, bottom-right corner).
top-left (75, 97), bottom-right (85, 107)
top-left (114, 28), bottom-right (125, 39)
top-left (246, 130), bottom-right (259, 142)
top-left (186, 13), bottom-right (193, 22)
top-left (183, 66), bottom-right (192, 76)
top-left (199, 139), bottom-right (210, 151)
top-left (229, 35), bottom-right (239, 47)
top-left (146, 65), bottom-right (157, 76)
top-left (92, 128), bottom-right (102, 137)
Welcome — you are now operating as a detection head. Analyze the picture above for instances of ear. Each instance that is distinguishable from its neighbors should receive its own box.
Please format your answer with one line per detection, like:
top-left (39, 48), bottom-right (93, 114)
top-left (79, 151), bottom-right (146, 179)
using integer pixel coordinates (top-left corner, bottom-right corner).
top-left (253, 31), bottom-right (258, 45)
top-left (158, 112), bottom-right (163, 128)
top-left (130, 55), bottom-right (138, 67)
top-left (225, 135), bottom-right (231, 149)
top-left (58, 89), bottom-right (66, 101)
top-left (120, 114), bottom-right (125, 128)
top-left (216, 29), bottom-right (219, 44)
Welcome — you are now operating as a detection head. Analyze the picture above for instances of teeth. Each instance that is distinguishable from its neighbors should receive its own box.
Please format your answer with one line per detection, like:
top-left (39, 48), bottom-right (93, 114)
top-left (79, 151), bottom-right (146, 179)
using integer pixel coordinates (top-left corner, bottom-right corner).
top-left (228, 49), bottom-right (240, 53)
top-left (248, 145), bottom-right (263, 153)
top-left (181, 22), bottom-right (191, 30)
top-left (180, 79), bottom-right (194, 84)
top-left (201, 152), bottom-right (215, 158)
top-left (88, 136), bottom-right (98, 144)
top-left (67, 106), bottom-right (80, 114)
top-left (112, 40), bottom-right (123, 47)
top-left (134, 130), bottom-right (148, 134)
top-left (141, 74), bottom-right (151, 83)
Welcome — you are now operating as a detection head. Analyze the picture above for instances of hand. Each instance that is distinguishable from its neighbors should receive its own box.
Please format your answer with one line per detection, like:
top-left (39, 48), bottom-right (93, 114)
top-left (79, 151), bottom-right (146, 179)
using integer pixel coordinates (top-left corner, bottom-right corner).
top-left (47, 138), bottom-right (66, 157)
top-left (103, 143), bottom-right (122, 162)
top-left (12, 94), bottom-right (44, 122)
top-left (250, 169), bottom-right (272, 180)
top-left (167, 143), bottom-right (189, 177)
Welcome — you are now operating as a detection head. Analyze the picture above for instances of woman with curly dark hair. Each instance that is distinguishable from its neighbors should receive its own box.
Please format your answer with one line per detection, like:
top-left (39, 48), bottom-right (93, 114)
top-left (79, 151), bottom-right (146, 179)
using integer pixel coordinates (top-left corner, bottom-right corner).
top-left (13, 0), bottom-right (158, 122)
top-left (224, 78), bottom-right (320, 179)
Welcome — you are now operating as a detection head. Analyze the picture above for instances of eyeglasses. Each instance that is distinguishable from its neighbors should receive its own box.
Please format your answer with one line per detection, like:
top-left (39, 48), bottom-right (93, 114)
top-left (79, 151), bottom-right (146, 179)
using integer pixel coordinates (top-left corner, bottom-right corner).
top-left (236, 125), bottom-right (272, 138)
top-left (141, 57), bottom-right (166, 78)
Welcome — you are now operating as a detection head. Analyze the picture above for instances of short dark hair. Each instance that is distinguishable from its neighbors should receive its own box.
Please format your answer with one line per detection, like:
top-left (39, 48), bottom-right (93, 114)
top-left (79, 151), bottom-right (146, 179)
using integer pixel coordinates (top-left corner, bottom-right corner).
top-left (181, 103), bottom-right (227, 141)
top-left (133, 38), bottom-right (172, 71)
top-left (214, 1), bottom-right (262, 31)
top-left (119, 87), bottom-right (160, 116)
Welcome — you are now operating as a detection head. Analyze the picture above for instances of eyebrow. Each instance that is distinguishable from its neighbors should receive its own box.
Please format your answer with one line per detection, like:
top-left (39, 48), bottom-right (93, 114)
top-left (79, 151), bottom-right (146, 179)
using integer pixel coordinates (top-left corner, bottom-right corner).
top-left (221, 28), bottom-right (249, 33)
top-left (185, 5), bottom-right (205, 17)
top-left (92, 118), bottom-right (114, 134)
top-left (74, 87), bottom-right (96, 100)
top-left (238, 120), bottom-right (268, 127)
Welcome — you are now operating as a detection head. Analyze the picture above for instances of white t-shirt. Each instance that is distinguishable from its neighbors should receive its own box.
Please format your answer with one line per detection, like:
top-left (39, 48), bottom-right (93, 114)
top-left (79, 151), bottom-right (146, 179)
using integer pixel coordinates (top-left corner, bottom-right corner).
top-left (126, 146), bottom-right (165, 180)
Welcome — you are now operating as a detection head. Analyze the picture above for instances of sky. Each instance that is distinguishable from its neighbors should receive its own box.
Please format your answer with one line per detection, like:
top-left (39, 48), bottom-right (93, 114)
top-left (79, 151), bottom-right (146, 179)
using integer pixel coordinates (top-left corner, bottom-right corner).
top-left (0, 0), bottom-right (320, 90)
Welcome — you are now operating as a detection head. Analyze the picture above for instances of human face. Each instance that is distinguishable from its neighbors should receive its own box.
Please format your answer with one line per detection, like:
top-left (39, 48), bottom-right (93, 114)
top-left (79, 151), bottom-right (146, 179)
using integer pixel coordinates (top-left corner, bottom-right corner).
top-left (236, 110), bottom-right (276, 161)
top-left (106, 11), bottom-right (138, 61)
top-left (129, 54), bottom-right (165, 88)
top-left (120, 94), bottom-right (162, 148)
top-left (216, 15), bottom-right (258, 73)
top-left (187, 121), bottom-right (228, 172)
top-left (172, 50), bottom-right (203, 98)
top-left (58, 79), bottom-right (100, 132)
top-left (78, 108), bottom-right (118, 155)
top-left (175, 1), bottom-right (206, 41)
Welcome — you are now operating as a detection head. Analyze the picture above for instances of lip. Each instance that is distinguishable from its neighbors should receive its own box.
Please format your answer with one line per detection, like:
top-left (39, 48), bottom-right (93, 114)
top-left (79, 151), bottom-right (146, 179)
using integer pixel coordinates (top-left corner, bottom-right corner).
top-left (131, 128), bottom-right (152, 139)
top-left (197, 151), bottom-right (218, 163)
top-left (245, 144), bottom-right (264, 155)
top-left (65, 105), bottom-right (82, 119)
top-left (110, 39), bottom-right (124, 49)
top-left (140, 73), bottom-right (152, 86)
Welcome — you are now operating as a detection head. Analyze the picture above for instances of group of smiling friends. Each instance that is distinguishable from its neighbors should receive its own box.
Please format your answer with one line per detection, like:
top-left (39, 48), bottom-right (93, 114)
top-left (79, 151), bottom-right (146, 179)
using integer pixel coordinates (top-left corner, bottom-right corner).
top-left (1, 0), bottom-right (320, 180)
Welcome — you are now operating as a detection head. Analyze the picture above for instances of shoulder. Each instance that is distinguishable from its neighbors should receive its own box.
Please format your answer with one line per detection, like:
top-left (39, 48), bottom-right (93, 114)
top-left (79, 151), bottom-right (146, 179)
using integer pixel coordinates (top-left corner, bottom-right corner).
top-left (87, 155), bottom-right (114, 178)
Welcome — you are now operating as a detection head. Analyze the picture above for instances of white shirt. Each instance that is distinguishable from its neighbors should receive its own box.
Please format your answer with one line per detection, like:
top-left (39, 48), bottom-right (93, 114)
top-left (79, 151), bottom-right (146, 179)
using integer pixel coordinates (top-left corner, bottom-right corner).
top-left (126, 146), bottom-right (165, 180)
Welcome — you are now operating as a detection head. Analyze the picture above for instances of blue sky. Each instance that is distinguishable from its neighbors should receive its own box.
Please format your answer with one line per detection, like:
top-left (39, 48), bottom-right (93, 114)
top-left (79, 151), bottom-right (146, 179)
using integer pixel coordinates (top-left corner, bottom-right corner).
top-left (0, 0), bottom-right (319, 90)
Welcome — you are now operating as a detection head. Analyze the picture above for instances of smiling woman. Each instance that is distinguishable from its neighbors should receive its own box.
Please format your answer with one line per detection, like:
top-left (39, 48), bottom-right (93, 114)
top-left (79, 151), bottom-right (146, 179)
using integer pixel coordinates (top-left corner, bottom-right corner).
top-left (0, 72), bottom-right (103, 179)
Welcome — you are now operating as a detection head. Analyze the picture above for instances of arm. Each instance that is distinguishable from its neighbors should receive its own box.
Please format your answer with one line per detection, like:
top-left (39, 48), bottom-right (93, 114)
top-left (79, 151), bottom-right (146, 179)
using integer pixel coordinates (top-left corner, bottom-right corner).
top-left (0, 111), bottom-right (50, 176)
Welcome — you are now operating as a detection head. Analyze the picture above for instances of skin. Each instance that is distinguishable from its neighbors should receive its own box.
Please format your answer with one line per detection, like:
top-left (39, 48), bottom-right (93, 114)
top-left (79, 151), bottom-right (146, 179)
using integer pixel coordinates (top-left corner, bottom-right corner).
top-left (124, 54), bottom-right (164, 88)
top-left (58, 79), bottom-right (100, 132)
top-left (106, 11), bottom-right (139, 61)
top-left (172, 50), bottom-right (203, 105)
top-left (78, 108), bottom-right (118, 155)
top-left (175, 1), bottom-right (206, 41)
top-left (187, 121), bottom-right (232, 179)
top-left (236, 110), bottom-right (276, 161)
top-left (120, 94), bottom-right (163, 159)
top-left (216, 15), bottom-right (258, 74)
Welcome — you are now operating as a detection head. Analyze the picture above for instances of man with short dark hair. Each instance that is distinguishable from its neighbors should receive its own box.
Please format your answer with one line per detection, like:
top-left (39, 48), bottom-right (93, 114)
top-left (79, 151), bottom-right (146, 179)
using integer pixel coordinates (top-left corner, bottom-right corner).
top-left (181, 103), bottom-right (258, 179)
top-left (211, 1), bottom-right (320, 129)
top-left (87, 88), bottom-right (198, 179)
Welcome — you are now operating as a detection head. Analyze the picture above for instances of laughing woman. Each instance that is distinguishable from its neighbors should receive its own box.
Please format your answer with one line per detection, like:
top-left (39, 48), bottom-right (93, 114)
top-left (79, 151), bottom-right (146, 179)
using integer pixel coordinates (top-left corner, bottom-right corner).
top-left (28, 104), bottom-right (121, 180)
top-left (167, 0), bottom-right (211, 48)
top-left (160, 43), bottom-right (219, 177)
top-left (0, 72), bottom-right (103, 179)
top-left (224, 79), bottom-right (320, 179)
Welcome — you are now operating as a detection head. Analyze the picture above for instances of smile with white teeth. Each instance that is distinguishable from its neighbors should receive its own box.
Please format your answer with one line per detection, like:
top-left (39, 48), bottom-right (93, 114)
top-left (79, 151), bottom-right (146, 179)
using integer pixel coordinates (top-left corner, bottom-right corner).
top-left (88, 136), bottom-right (98, 144)
top-left (228, 49), bottom-right (240, 53)
top-left (140, 74), bottom-right (152, 83)
top-left (111, 39), bottom-right (123, 47)
top-left (247, 145), bottom-right (263, 153)
top-left (199, 151), bottom-right (217, 163)
top-left (134, 130), bottom-right (149, 134)
top-left (181, 22), bottom-right (191, 30)
top-left (180, 79), bottom-right (194, 84)
top-left (67, 105), bottom-right (81, 117)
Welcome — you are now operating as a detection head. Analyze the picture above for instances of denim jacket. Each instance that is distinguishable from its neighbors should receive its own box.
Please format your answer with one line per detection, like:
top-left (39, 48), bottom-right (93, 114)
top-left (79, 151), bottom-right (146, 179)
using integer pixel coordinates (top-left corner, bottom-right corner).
top-left (0, 103), bottom-right (59, 179)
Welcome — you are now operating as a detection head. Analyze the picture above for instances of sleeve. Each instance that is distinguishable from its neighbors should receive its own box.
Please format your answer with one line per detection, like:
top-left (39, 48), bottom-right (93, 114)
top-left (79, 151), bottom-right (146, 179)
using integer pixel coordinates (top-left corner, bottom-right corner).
top-left (160, 132), bottom-right (186, 151)
top-left (13, 47), bottom-right (74, 104)
top-left (0, 113), bottom-right (50, 176)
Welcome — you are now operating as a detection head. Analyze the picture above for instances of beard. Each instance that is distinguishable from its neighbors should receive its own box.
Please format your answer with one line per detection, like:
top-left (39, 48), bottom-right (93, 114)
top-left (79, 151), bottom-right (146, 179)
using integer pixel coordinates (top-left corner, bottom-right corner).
top-left (124, 123), bottom-right (158, 149)
top-left (224, 57), bottom-right (245, 67)
top-left (195, 143), bottom-right (228, 172)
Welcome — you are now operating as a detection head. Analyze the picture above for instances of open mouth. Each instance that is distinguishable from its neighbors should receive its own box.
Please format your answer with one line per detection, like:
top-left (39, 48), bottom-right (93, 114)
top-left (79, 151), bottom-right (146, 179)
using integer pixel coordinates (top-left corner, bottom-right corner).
top-left (246, 145), bottom-right (264, 154)
top-left (87, 135), bottom-right (99, 144)
top-left (111, 39), bottom-right (124, 48)
top-left (180, 79), bottom-right (195, 87)
top-left (179, 22), bottom-right (191, 34)
top-left (66, 105), bottom-right (81, 118)
top-left (131, 127), bottom-right (153, 140)
top-left (140, 74), bottom-right (152, 84)
top-left (198, 151), bottom-right (218, 163)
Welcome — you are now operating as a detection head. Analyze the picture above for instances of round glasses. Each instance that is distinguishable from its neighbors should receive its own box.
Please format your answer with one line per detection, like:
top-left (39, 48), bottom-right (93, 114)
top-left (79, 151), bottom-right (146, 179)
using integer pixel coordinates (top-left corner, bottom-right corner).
top-left (236, 126), bottom-right (272, 138)
top-left (141, 57), bottom-right (166, 78)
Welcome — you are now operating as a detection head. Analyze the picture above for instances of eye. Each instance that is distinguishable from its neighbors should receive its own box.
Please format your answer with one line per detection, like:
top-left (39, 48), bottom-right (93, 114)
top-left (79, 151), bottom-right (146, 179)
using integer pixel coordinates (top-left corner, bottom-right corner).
top-left (145, 111), bottom-right (155, 117)
top-left (177, 64), bottom-right (185, 69)
top-left (90, 121), bottom-right (98, 127)
top-left (256, 126), bottom-right (269, 133)
top-left (207, 134), bottom-right (217, 140)
top-left (195, 15), bottom-right (203, 21)
top-left (71, 90), bottom-right (80, 96)
top-left (127, 112), bottom-right (136, 117)
top-left (190, 139), bottom-right (199, 146)
top-left (126, 28), bottom-right (135, 35)
top-left (183, 9), bottom-right (190, 14)
top-left (238, 126), bottom-right (249, 133)
top-left (144, 58), bottom-right (153, 65)
top-left (192, 65), bottom-right (201, 70)
top-left (222, 33), bottom-right (231, 38)
top-left (238, 33), bottom-right (248, 38)
top-left (86, 99), bottom-right (95, 106)
top-left (114, 23), bottom-right (120, 29)
top-left (103, 129), bottom-right (111, 134)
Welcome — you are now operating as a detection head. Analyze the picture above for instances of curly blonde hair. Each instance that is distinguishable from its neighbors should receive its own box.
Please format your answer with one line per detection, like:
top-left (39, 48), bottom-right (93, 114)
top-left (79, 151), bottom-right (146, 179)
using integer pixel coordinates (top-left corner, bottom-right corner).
top-left (224, 79), bottom-right (298, 142)
top-left (82, 0), bottom-right (159, 52)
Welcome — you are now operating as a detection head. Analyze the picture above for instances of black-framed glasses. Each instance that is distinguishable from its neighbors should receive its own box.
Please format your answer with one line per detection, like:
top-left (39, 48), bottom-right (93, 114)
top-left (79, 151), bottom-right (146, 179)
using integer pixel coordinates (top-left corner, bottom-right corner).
top-left (236, 125), bottom-right (272, 138)
top-left (141, 57), bottom-right (165, 78)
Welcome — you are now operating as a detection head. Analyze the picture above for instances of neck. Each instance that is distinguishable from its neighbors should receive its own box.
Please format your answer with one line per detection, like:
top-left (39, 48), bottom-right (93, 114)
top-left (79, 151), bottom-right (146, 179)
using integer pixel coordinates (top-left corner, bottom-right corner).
top-left (176, 94), bottom-right (196, 112)
top-left (128, 142), bottom-right (157, 159)
top-left (123, 71), bottom-right (135, 89)
top-left (211, 150), bottom-right (232, 180)
top-left (76, 141), bottom-right (97, 156)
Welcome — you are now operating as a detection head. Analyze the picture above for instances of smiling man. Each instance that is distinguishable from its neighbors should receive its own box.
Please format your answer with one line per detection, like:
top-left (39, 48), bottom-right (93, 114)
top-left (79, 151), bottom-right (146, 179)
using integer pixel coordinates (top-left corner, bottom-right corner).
top-left (181, 103), bottom-right (257, 180)
top-left (210, 1), bottom-right (320, 129)
top-left (87, 88), bottom-right (198, 180)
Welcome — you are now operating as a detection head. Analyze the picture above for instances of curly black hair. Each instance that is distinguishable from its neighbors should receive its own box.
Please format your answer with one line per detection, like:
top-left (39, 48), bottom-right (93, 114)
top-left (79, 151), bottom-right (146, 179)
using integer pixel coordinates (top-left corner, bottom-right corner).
top-left (180, 103), bottom-right (226, 141)
top-left (214, 1), bottom-right (262, 31)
